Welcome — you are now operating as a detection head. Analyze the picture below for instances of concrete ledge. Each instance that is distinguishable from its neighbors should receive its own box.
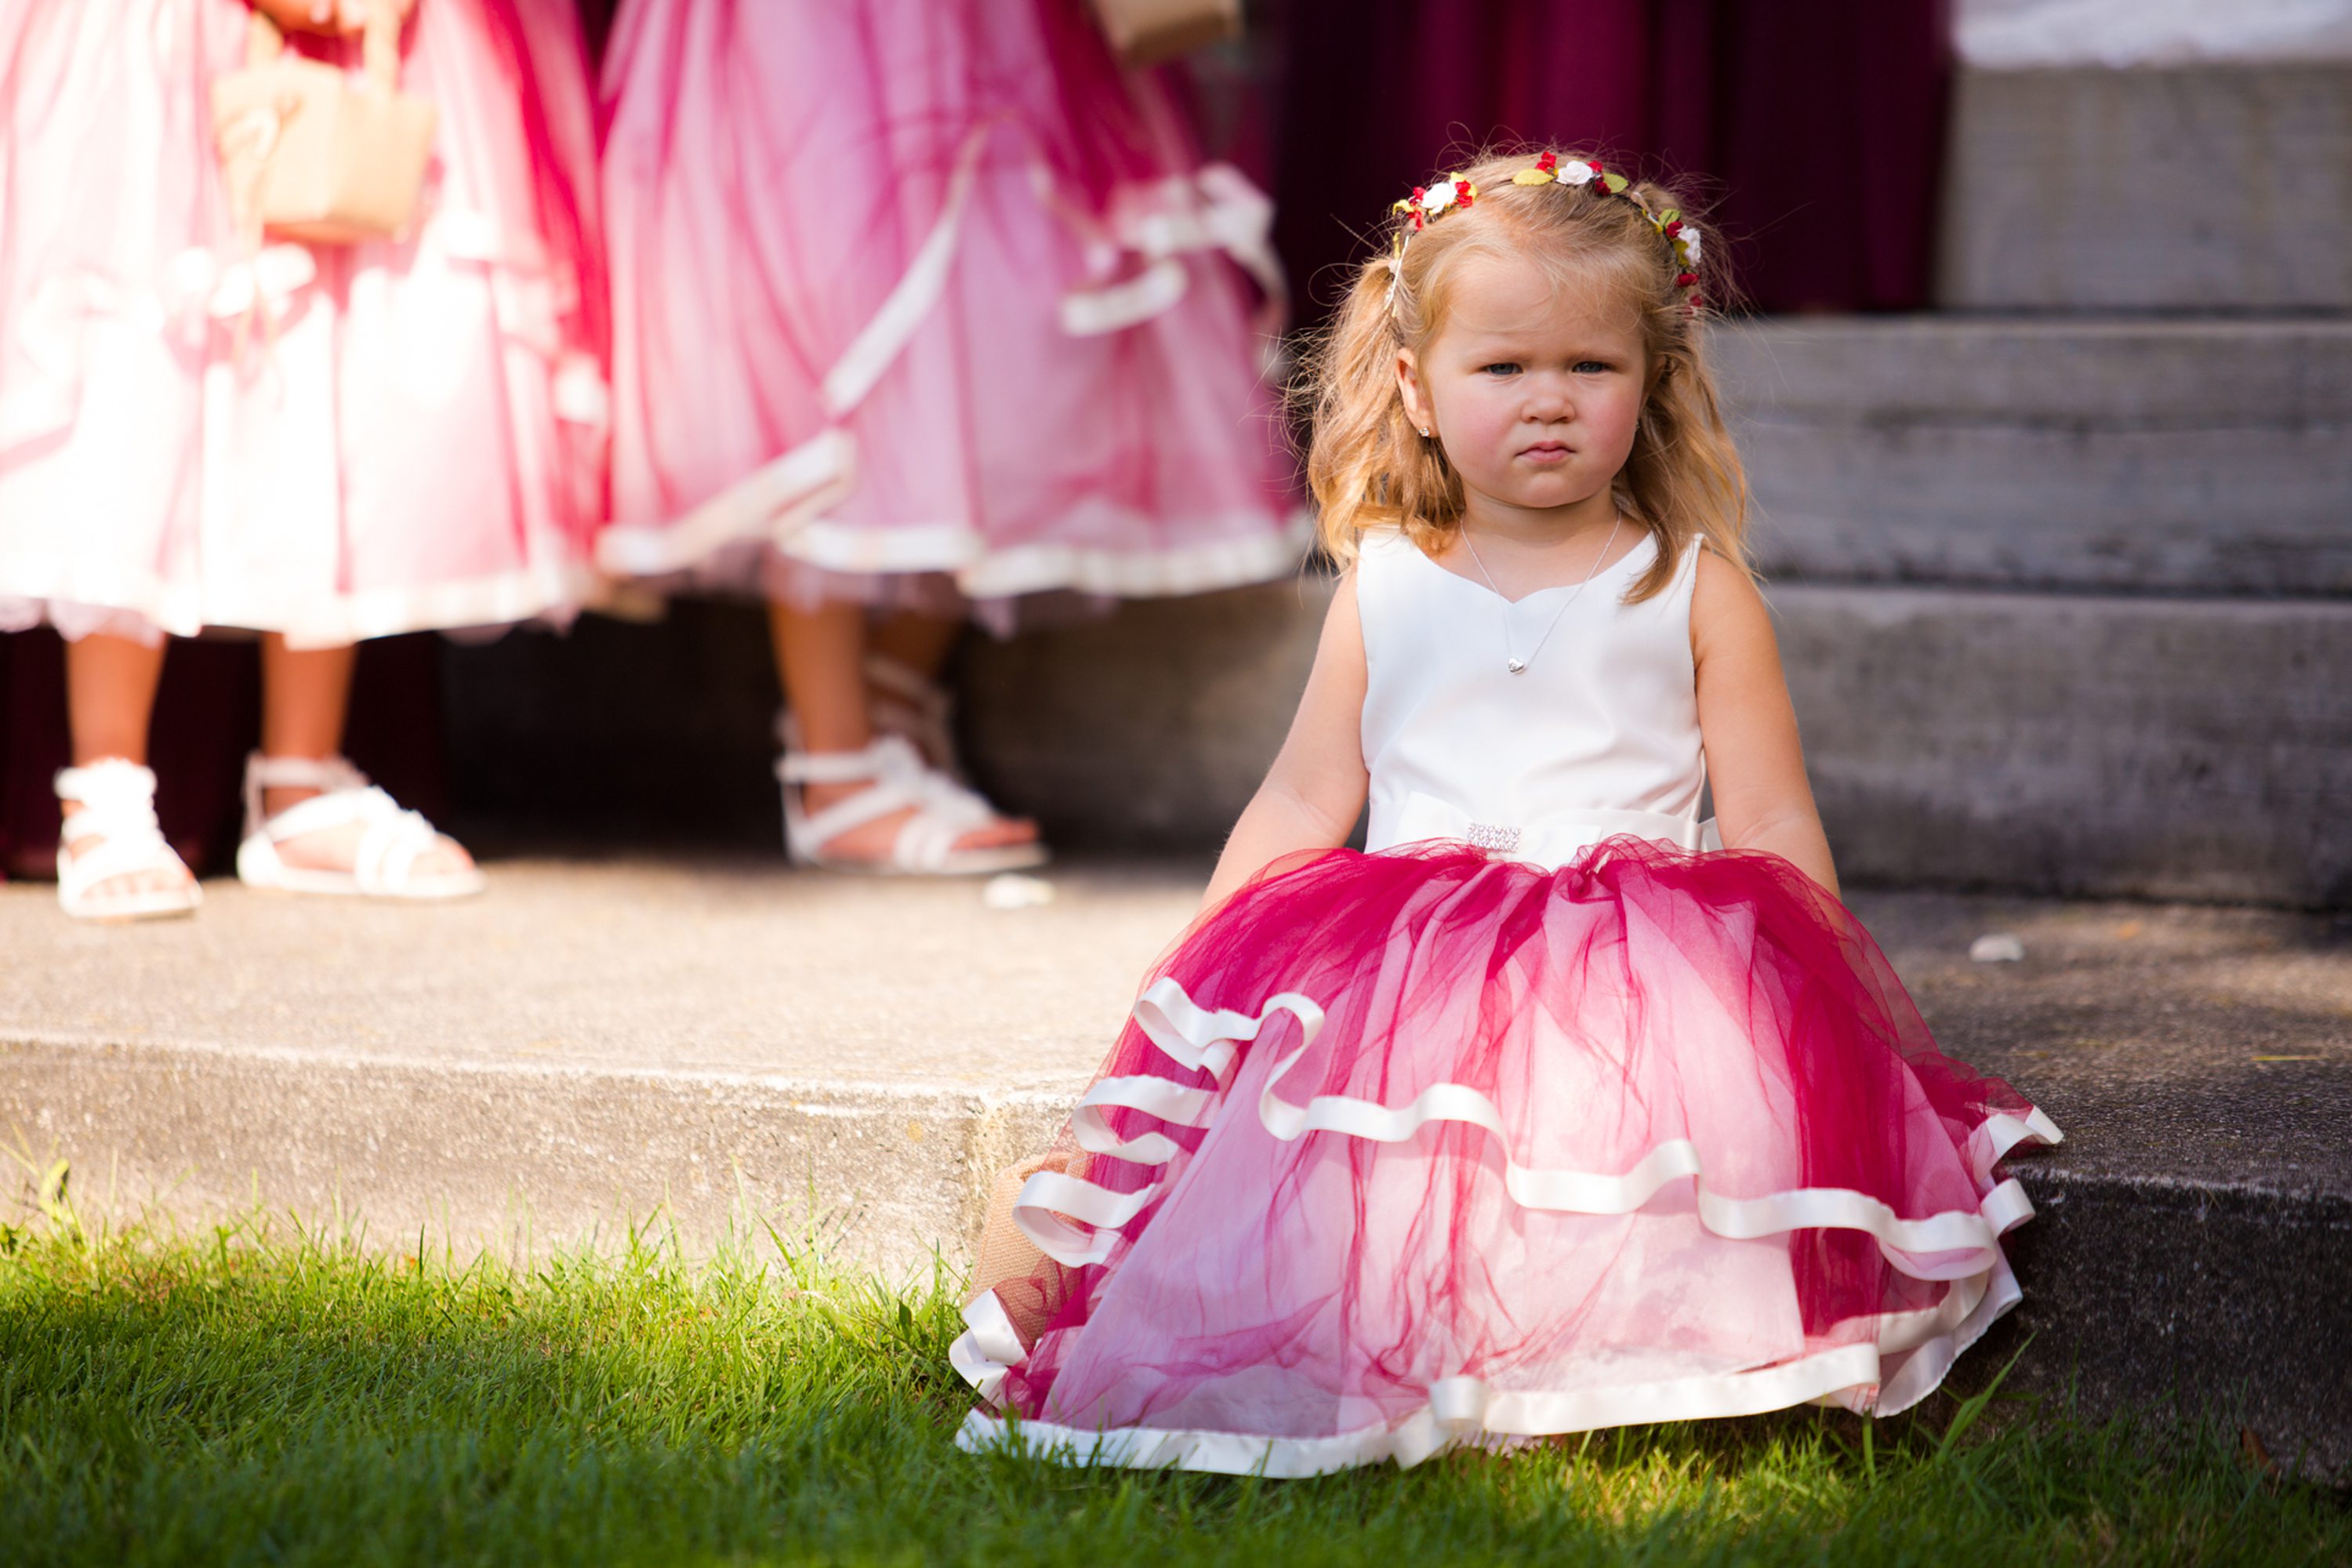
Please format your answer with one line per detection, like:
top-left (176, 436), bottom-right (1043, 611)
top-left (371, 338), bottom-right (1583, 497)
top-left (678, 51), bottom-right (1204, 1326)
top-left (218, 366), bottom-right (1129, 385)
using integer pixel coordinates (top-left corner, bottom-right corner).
top-left (1776, 585), bottom-right (2352, 906)
top-left (961, 579), bottom-right (2352, 905)
top-left (3, 868), bottom-right (2345, 1469)
top-left (1937, 66), bottom-right (2352, 310)
top-left (0, 1033), bottom-right (1065, 1276)
top-left (1980, 1176), bottom-right (2350, 1474)
top-left (1715, 320), bottom-right (2352, 596)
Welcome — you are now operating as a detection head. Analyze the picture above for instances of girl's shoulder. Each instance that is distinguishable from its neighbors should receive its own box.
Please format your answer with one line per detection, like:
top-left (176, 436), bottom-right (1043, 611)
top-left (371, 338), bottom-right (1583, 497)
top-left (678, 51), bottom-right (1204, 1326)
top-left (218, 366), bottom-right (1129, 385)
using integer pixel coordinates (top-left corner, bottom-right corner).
top-left (1347, 526), bottom-right (1422, 601)
top-left (1353, 527), bottom-right (1421, 565)
top-left (1347, 527), bottom-right (1427, 661)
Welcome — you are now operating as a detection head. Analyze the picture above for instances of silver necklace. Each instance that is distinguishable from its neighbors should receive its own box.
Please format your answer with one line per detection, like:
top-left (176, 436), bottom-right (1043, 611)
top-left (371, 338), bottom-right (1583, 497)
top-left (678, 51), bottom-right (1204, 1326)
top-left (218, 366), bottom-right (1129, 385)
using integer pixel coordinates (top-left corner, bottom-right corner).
top-left (1457, 515), bottom-right (1624, 674)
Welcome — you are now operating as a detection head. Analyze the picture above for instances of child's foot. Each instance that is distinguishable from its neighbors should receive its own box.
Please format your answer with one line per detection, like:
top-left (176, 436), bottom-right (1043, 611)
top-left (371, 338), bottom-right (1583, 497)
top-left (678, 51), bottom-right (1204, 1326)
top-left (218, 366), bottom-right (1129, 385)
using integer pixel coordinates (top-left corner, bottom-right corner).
top-left (256, 783), bottom-right (477, 881)
top-left (53, 760), bottom-right (203, 920)
top-left (237, 754), bottom-right (484, 898)
top-left (863, 652), bottom-right (964, 778)
top-left (779, 735), bottom-right (1046, 876)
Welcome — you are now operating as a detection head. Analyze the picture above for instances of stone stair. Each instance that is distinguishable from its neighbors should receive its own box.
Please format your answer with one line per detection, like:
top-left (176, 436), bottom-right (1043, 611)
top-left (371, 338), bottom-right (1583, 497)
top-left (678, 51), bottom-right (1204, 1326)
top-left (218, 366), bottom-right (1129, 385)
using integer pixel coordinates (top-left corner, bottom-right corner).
top-left (956, 317), bottom-right (2352, 906)
top-left (2, 864), bottom-right (2344, 1472)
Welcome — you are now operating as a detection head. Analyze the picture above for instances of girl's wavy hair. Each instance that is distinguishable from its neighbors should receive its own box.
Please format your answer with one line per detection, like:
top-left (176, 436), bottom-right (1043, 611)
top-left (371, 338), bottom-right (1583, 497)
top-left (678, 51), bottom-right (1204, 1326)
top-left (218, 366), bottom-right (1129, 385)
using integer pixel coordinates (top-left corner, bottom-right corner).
top-left (1298, 148), bottom-right (1750, 603)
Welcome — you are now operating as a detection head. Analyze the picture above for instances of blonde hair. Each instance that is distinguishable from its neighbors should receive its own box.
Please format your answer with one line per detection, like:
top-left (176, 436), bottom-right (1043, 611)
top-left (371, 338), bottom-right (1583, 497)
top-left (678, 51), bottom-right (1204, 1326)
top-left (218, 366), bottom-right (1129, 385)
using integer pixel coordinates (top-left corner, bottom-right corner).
top-left (1300, 149), bottom-right (1750, 603)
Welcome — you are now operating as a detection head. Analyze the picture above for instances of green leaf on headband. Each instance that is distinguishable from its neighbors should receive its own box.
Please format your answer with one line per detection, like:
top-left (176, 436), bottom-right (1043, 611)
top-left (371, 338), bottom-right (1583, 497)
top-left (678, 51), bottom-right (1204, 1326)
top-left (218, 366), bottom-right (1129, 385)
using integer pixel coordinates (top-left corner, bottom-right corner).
top-left (1602, 172), bottom-right (1630, 194)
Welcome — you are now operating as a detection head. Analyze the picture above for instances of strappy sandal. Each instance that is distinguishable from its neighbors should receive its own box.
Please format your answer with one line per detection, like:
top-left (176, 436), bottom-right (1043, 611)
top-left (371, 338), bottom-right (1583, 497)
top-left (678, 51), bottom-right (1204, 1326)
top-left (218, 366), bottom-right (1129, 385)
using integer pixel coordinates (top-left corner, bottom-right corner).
top-left (52, 760), bottom-right (204, 921)
top-left (776, 732), bottom-right (1048, 877)
top-left (865, 652), bottom-right (964, 779)
top-left (234, 753), bottom-right (485, 899)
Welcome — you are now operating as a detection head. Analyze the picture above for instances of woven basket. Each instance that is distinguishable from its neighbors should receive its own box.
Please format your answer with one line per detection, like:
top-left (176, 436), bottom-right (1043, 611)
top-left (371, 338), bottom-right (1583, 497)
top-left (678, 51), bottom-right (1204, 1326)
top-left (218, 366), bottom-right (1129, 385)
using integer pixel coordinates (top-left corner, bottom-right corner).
top-left (1090, 0), bottom-right (1242, 66)
top-left (210, 4), bottom-right (436, 245)
top-left (968, 1150), bottom-right (1081, 1348)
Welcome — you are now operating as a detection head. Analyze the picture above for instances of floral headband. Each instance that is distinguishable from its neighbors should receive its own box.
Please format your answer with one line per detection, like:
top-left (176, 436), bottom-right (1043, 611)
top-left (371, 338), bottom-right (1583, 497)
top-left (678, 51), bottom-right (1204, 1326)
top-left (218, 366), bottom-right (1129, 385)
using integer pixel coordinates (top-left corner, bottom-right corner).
top-left (1388, 152), bottom-right (1704, 310)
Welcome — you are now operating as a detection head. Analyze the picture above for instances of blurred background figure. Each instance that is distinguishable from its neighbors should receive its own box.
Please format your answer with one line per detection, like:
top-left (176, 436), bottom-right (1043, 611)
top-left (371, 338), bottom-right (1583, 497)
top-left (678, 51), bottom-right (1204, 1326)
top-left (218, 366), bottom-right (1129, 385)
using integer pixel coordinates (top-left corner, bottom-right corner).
top-left (593, 0), bottom-right (1298, 875)
top-left (0, 0), bottom-right (605, 916)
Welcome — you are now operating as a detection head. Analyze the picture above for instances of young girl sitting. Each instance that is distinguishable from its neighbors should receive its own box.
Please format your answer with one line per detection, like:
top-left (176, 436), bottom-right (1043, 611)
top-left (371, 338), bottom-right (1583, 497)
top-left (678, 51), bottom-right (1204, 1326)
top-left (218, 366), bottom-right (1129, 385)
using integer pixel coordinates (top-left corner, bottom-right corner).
top-left (949, 151), bottom-right (2063, 1474)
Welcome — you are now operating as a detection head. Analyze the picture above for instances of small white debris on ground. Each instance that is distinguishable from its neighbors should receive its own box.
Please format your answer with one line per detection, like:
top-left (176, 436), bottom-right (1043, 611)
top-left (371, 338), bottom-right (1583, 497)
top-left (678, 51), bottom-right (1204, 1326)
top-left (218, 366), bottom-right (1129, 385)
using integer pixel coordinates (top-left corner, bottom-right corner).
top-left (982, 873), bottom-right (1056, 910)
top-left (1969, 932), bottom-right (2027, 964)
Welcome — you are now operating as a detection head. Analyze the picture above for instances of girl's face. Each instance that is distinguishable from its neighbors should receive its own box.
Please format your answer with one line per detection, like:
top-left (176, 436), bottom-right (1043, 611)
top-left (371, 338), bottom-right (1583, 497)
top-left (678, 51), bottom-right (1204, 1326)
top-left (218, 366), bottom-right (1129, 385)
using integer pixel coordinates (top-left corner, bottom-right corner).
top-left (1396, 251), bottom-right (1648, 524)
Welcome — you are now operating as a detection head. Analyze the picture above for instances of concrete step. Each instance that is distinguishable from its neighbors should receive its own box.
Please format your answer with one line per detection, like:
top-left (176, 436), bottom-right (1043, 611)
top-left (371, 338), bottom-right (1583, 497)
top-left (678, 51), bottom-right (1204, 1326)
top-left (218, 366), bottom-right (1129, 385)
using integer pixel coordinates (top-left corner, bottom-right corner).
top-left (1936, 64), bottom-right (2352, 310)
top-left (958, 578), bottom-right (2352, 906)
top-left (1715, 318), bottom-right (2352, 596)
top-left (2, 862), bottom-right (2344, 1471)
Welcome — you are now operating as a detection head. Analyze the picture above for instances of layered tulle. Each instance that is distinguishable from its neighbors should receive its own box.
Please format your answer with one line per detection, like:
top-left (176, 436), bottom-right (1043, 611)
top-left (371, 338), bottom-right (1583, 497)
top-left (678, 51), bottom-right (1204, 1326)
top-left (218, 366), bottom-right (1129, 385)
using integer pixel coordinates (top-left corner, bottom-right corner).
top-left (595, 0), bottom-right (1302, 620)
top-left (0, 0), bottom-right (605, 646)
top-left (955, 839), bottom-right (2060, 1474)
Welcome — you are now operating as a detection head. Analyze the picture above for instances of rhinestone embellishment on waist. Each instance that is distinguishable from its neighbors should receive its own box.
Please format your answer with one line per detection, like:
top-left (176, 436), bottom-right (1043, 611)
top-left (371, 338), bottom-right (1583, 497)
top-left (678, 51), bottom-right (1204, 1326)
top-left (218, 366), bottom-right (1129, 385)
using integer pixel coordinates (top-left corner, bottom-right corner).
top-left (1466, 822), bottom-right (1523, 854)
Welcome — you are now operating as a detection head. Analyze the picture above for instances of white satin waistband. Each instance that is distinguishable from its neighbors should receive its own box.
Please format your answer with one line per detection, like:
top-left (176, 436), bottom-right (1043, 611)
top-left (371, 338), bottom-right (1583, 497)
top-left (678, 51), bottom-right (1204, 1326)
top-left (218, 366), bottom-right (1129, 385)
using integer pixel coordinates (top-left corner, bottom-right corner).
top-left (1376, 791), bottom-right (1721, 871)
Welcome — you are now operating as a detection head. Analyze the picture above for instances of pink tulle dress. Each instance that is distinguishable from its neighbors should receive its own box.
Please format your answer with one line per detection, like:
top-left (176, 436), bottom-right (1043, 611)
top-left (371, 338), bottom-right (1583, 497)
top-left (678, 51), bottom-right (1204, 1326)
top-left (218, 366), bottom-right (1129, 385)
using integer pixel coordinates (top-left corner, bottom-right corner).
top-left (593, 0), bottom-right (1302, 617)
top-left (953, 530), bottom-right (2063, 1474)
top-left (0, 0), bottom-right (605, 648)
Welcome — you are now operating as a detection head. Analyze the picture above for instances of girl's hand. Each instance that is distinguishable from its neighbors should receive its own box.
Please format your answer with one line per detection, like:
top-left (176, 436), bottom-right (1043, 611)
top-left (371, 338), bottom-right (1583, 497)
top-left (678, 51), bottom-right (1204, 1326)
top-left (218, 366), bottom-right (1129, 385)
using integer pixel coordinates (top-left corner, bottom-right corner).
top-left (249, 0), bottom-right (418, 36)
top-left (1690, 551), bottom-right (1840, 897)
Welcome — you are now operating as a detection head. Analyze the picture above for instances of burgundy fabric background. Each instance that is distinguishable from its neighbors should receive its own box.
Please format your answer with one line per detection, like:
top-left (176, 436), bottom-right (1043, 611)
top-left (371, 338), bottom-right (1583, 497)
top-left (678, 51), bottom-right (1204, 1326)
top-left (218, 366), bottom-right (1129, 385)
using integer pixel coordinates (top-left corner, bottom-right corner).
top-left (1266, 0), bottom-right (1954, 318)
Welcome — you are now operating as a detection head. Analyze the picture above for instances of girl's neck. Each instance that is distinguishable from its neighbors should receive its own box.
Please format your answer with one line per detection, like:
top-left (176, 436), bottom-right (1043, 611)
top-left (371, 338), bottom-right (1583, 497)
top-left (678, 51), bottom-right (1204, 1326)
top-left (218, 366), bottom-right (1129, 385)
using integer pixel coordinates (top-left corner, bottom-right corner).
top-left (1443, 485), bottom-right (1629, 592)
top-left (1457, 484), bottom-right (1620, 553)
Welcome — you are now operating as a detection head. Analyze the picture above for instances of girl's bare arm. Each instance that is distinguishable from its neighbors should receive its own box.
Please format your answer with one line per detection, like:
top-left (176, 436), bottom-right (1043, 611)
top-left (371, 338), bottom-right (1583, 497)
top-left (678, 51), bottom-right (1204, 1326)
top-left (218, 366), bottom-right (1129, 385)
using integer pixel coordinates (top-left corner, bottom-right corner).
top-left (1199, 574), bottom-right (1372, 910)
top-left (1690, 551), bottom-right (1838, 896)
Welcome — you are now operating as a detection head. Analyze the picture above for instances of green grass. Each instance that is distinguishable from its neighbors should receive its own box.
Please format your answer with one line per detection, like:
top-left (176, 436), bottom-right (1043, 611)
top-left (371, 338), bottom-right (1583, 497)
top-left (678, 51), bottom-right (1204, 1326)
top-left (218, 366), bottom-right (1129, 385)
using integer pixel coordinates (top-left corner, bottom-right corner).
top-left (0, 1210), bottom-right (2340, 1567)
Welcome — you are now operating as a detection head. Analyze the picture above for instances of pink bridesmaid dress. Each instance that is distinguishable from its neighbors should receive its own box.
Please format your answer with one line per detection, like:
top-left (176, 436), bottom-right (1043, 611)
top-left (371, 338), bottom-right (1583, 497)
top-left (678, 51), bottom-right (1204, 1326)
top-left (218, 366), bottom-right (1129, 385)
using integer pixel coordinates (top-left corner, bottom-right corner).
top-left (595, 0), bottom-right (1302, 619)
top-left (0, 0), bottom-right (606, 648)
top-left (953, 532), bottom-right (2061, 1473)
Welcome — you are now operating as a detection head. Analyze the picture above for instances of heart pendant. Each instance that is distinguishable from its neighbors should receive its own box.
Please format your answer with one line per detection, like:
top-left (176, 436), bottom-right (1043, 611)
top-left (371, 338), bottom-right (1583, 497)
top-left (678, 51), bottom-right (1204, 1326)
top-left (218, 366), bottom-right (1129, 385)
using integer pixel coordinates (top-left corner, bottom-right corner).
top-left (1506, 658), bottom-right (1527, 674)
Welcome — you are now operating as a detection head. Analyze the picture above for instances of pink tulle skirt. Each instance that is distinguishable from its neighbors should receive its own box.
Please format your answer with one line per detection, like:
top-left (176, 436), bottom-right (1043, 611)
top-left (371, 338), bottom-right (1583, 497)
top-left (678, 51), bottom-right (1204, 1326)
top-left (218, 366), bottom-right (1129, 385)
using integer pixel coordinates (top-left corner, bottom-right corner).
top-left (595, 0), bottom-right (1302, 619)
top-left (0, 0), bottom-right (604, 647)
top-left (954, 840), bottom-right (2063, 1474)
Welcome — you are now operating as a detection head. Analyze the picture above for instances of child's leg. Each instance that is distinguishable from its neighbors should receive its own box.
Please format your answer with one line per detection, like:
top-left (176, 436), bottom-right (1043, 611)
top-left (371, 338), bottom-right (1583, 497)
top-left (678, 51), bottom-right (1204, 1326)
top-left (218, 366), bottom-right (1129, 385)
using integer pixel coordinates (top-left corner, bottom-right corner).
top-left (768, 599), bottom-right (1036, 861)
top-left (865, 611), bottom-right (970, 776)
top-left (256, 634), bottom-right (473, 878)
top-left (60, 633), bottom-right (191, 899)
top-left (66, 632), bottom-right (165, 768)
top-left (869, 612), bottom-right (962, 684)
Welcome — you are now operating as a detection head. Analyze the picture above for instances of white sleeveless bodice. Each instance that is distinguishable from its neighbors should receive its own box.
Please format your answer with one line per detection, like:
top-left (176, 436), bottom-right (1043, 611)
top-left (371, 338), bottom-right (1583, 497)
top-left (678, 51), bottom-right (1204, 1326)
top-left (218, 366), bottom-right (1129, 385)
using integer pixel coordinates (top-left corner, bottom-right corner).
top-left (1355, 528), bottom-right (1719, 869)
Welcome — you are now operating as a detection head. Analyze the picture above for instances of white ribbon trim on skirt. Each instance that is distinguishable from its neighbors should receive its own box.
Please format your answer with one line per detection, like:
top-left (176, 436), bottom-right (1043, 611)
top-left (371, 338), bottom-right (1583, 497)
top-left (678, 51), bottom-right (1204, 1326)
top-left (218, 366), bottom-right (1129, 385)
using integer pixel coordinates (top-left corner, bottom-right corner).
top-left (949, 968), bottom-right (2063, 1468)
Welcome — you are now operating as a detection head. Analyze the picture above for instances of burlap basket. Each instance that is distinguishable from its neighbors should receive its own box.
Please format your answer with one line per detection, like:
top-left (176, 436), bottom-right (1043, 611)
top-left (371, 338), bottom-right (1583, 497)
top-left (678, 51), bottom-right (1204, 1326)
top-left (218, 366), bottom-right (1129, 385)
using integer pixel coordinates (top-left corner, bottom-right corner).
top-left (1090, 0), bottom-right (1242, 66)
top-left (967, 1149), bottom-right (1085, 1348)
top-left (211, 3), bottom-right (437, 246)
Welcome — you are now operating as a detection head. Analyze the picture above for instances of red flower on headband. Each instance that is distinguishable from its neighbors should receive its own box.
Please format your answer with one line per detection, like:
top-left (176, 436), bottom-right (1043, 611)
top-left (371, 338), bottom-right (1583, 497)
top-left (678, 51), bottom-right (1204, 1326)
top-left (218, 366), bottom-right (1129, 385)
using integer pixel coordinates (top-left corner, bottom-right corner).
top-left (1536, 151), bottom-right (1557, 174)
top-left (1676, 271), bottom-right (1698, 286)
top-left (1455, 179), bottom-right (1473, 206)
top-left (1664, 220), bottom-right (1684, 238)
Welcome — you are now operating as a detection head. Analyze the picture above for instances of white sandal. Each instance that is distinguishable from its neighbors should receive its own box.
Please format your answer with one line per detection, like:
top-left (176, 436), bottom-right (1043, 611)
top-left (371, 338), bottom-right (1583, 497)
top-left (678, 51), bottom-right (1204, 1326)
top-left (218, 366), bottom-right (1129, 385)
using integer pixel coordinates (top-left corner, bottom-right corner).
top-left (864, 652), bottom-right (964, 779)
top-left (776, 732), bottom-right (1048, 876)
top-left (52, 760), bottom-right (203, 921)
top-left (234, 753), bottom-right (485, 899)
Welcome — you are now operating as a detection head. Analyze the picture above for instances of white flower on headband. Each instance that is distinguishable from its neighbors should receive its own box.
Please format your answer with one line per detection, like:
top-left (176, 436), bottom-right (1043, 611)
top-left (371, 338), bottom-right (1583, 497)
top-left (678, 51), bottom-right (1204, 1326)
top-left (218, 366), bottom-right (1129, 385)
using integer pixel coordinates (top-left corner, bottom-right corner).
top-left (1675, 225), bottom-right (1703, 265)
top-left (1559, 160), bottom-right (1598, 186)
top-left (1418, 178), bottom-right (1466, 217)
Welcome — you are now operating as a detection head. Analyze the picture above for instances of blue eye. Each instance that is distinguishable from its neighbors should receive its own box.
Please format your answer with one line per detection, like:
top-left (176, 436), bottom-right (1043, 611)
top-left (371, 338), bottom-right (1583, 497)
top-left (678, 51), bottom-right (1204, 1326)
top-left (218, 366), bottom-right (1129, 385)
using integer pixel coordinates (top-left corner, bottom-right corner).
top-left (1481, 362), bottom-right (1521, 376)
top-left (1573, 360), bottom-right (1611, 374)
